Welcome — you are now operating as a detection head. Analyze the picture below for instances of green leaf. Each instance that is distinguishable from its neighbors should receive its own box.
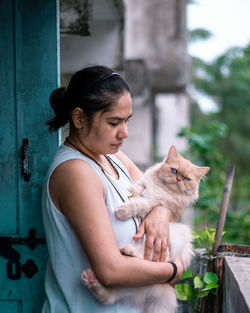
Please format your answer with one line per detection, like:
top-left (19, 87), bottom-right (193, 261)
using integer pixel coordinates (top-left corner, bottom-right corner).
top-left (175, 283), bottom-right (195, 301)
top-left (192, 231), bottom-right (200, 240)
top-left (202, 282), bottom-right (219, 291)
top-left (194, 275), bottom-right (204, 289)
top-left (181, 269), bottom-right (193, 280)
top-left (197, 290), bottom-right (209, 298)
top-left (211, 288), bottom-right (218, 295)
top-left (205, 227), bottom-right (216, 244)
top-left (203, 272), bottom-right (219, 284)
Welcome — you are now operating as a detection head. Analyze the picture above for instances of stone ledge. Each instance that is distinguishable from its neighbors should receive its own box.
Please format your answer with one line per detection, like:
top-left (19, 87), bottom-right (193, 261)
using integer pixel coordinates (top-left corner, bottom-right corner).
top-left (223, 256), bottom-right (250, 313)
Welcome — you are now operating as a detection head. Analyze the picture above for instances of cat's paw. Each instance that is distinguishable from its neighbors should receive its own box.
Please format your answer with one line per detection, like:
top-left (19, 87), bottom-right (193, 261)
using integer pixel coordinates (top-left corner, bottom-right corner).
top-left (81, 269), bottom-right (115, 305)
top-left (120, 244), bottom-right (137, 257)
top-left (128, 184), bottom-right (144, 196)
top-left (81, 269), bottom-right (97, 288)
top-left (115, 204), bottom-right (131, 220)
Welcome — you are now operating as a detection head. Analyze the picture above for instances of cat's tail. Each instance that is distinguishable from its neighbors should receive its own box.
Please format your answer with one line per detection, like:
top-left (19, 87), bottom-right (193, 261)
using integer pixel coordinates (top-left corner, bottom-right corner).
top-left (143, 284), bottom-right (177, 313)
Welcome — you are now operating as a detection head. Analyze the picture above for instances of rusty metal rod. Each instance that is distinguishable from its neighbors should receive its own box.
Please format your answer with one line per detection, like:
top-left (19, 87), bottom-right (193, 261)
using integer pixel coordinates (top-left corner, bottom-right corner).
top-left (212, 164), bottom-right (235, 256)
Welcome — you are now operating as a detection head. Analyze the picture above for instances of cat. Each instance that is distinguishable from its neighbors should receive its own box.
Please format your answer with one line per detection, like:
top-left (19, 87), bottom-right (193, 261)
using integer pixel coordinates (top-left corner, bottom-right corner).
top-left (81, 145), bottom-right (210, 313)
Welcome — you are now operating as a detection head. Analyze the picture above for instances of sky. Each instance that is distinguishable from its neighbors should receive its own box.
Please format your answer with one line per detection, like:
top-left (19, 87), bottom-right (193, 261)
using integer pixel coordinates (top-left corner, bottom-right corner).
top-left (187, 0), bottom-right (250, 62)
top-left (187, 0), bottom-right (250, 112)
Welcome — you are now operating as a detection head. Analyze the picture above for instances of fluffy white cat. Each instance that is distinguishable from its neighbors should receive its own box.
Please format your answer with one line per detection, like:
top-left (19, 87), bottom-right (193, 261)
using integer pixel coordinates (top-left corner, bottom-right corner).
top-left (81, 145), bottom-right (210, 313)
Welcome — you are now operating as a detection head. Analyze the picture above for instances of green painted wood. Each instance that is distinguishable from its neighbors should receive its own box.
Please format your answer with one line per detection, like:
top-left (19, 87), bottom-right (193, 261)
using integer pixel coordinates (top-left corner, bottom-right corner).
top-left (15, 0), bottom-right (59, 237)
top-left (0, 0), bottom-right (59, 312)
top-left (0, 300), bottom-right (21, 312)
top-left (0, 0), bottom-right (18, 235)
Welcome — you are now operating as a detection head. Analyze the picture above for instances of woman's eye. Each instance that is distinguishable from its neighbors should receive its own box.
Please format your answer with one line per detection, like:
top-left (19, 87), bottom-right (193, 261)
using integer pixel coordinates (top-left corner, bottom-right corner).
top-left (109, 122), bottom-right (119, 127)
top-left (171, 168), bottom-right (177, 174)
top-left (184, 177), bottom-right (191, 181)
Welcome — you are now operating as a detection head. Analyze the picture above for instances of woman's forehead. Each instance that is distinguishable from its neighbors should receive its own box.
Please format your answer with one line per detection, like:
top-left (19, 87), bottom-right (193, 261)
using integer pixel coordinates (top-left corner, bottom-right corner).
top-left (104, 93), bottom-right (132, 116)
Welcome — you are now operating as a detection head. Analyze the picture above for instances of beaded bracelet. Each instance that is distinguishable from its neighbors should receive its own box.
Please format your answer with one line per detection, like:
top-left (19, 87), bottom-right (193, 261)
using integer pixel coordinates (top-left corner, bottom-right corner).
top-left (166, 262), bottom-right (177, 283)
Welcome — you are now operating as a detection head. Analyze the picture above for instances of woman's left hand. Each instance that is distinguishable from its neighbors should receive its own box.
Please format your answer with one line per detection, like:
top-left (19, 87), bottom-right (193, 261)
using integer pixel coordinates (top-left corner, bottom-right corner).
top-left (133, 206), bottom-right (172, 262)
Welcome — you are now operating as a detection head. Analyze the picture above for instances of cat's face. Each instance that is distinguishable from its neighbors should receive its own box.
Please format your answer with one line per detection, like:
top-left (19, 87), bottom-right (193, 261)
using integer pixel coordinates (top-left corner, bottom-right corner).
top-left (158, 146), bottom-right (210, 197)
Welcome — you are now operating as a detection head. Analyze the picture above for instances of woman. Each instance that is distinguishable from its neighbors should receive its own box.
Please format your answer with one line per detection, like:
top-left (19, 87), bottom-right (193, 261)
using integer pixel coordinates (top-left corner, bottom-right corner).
top-left (42, 65), bottom-right (183, 313)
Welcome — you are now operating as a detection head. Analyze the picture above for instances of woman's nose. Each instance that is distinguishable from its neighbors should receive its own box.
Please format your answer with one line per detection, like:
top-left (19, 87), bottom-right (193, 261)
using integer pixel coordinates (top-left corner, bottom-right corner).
top-left (118, 124), bottom-right (128, 139)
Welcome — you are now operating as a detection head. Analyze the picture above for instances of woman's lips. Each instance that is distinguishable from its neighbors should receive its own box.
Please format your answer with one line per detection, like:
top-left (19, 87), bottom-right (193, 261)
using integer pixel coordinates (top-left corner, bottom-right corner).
top-left (112, 142), bottom-right (123, 148)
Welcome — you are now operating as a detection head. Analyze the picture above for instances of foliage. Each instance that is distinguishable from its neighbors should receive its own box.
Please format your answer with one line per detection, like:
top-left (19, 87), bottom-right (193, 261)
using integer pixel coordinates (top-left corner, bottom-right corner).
top-left (192, 227), bottom-right (222, 255)
top-left (175, 228), bottom-right (220, 312)
top-left (178, 122), bottom-right (250, 244)
top-left (175, 271), bottom-right (218, 306)
top-left (178, 121), bottom-right (227, 227)
top-left (190, 28), bottom-right (213, 42)
top-left (178, 43), bottom-right (250, 243)
top-left (190, 43), bottom-right (250, 213)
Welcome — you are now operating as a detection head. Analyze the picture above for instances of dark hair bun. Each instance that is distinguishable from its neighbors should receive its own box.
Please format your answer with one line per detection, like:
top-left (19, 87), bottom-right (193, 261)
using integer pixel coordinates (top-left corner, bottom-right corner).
top-left (46, 87), bottom-right (69, 132)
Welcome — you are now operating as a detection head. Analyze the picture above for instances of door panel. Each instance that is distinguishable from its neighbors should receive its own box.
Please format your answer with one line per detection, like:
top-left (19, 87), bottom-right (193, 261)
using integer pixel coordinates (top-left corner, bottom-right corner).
top-left (0, 0), bottom-right (18, 235)
top-left (0, 0), bottom-right (59, 311)
top-left (15, 0), bottom-right (59, 236)
top-left (0, 300), bottom-right (21, 313)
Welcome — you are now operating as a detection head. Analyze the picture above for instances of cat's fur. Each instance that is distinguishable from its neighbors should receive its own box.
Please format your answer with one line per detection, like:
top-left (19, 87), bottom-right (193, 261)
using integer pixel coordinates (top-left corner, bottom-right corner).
top-left (81, 145), bottom-right (210, 313)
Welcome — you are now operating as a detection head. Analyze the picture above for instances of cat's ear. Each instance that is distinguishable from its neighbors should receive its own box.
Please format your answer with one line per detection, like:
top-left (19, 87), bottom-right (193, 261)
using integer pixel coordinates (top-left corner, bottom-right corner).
top-left (196, 166), bottom-right (210, 178)
top-left (166, 145), bottom-right (179, 162)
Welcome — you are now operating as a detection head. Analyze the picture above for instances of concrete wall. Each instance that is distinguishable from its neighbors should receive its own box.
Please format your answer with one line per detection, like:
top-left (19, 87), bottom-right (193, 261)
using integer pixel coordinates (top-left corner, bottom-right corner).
top-left (123, 0), bottom-right (190, 166)
top-left (155, 93), bottom-right (189, 157)
top-left (121, 104), bottom-right (152, 168)
top-left (124, 0), bottom-right (190, 91)
top-left (60, 0), bottom-right (124, 74)
top-left (223, 256), bottom-right (250, 313)
top-left (61, 21), bottom-right (121, 73)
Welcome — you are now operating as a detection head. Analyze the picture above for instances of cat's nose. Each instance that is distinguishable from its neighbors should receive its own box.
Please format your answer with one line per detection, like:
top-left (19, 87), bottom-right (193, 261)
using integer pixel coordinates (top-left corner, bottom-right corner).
top-left (176, 177), bottom-right (182, 182)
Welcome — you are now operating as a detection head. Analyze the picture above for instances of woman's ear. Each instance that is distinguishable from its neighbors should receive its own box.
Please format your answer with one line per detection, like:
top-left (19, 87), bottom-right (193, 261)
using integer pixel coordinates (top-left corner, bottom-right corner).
top-left (71, 107), bottom-right (85, 129)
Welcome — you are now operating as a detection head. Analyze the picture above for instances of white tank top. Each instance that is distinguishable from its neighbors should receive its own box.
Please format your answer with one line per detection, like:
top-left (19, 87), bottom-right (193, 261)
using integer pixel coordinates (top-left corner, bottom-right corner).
top-left (41, 144), bottom-right (142, 313)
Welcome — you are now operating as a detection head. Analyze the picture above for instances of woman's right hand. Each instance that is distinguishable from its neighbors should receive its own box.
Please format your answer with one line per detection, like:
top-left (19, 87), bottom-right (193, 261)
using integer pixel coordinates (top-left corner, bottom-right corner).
top-left (168, 256), bottom-right (183, 286)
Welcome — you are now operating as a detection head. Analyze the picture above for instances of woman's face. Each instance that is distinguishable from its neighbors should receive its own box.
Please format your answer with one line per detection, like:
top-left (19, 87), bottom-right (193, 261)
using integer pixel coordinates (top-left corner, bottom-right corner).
top-left (82, 92), bottom-right (132, 155)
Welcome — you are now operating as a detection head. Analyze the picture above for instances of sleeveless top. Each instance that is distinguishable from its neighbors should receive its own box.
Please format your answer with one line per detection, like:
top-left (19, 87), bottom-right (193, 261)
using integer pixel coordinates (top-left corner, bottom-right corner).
top-left (41, 144), bottom-right (143, 313)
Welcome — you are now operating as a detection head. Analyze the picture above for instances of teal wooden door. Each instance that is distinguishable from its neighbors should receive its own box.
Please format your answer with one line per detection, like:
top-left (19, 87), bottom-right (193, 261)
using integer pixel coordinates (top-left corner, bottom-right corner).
top-left (0, 0), bottom-right (59, 311)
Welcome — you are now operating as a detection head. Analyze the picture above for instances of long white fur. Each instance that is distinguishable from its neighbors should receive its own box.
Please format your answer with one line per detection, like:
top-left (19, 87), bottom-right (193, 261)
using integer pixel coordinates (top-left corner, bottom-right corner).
top-left (81, 146), bottom-right (209, 313)
top-left (81, 223), bottom-right (193, 313)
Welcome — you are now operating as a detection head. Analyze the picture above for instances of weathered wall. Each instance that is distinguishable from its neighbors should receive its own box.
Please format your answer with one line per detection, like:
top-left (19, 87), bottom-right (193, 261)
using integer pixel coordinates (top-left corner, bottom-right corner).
top-left (122, 104), bottom-right (152, 168)
top-left (123, 0), bottom-right (190, 165)
top-left (60, 0), bottom-right (124, 74)
top-left (223, 256), bottom-right (250, 313)
top-left (124, 0), bottom-right (190, 92)
top-left (155, 93), bottom-right (189, 157)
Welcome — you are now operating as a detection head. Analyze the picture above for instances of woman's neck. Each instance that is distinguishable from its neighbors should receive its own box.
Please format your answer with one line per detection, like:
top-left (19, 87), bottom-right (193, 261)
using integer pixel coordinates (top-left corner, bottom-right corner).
top-left (65, 135), bottom-right (103, 163)
top-left (65, 136), bottom-right (119, 179)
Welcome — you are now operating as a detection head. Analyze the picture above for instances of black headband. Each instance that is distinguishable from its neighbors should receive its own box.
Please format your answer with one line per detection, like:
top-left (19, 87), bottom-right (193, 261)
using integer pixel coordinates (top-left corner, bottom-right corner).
top-left (87, 72), bottom-right (120, 92)
top-left (64, 72), bottom-right (120, 98)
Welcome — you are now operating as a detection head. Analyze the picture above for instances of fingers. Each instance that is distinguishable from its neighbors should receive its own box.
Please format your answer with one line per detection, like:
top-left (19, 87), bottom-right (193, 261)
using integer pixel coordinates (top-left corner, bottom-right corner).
top-left (151, 238), bottom-right (161, 261)
top-left (144, 235), bottom-right (154, 260)
top-left (144, 237), bottom-right (169, 262)
top-left (159, 239), bottom-right (168, 262)
top-left (133, 222), bottom-right (145, 240)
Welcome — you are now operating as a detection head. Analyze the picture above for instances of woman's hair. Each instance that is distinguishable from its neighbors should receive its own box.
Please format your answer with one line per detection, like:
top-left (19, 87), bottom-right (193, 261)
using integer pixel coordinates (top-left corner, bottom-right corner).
top-left (46, 65), bottom-right (131, 132)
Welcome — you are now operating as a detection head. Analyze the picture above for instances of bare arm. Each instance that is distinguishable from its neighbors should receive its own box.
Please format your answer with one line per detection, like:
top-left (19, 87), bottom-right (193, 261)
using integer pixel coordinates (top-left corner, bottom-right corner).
top-left (49, 159), bottom-right (182, 287)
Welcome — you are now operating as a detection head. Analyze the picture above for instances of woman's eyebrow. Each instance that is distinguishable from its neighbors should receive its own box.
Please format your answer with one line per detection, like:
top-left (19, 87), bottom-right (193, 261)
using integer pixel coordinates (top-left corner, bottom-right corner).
top-left (108, 114), bottom-right (133, 121)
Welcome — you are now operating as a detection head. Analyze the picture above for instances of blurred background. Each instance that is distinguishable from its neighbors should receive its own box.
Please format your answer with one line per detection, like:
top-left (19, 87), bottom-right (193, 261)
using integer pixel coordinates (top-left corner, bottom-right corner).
top-left (60, 0), bottom-right (249, 245)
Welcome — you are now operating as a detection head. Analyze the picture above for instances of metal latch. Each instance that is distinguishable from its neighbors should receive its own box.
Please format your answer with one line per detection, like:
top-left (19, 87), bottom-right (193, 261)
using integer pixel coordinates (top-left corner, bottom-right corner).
top-left (0, 229), bottom-right (45, 280)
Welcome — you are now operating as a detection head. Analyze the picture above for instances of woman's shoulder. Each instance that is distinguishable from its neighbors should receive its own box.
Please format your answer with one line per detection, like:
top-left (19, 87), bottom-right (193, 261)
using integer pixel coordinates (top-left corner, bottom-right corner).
top-left (49, 145), bottom-right (105, 193)
top-left (49, 156), bottom-right (105, 211)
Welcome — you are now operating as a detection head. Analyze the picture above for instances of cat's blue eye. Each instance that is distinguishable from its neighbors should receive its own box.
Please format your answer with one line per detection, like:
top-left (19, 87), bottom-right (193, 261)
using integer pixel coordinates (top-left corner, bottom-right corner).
top-left (184, 177), bottom-right (191, 181)
top-left (171, 168), bottom-right (177, 174)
